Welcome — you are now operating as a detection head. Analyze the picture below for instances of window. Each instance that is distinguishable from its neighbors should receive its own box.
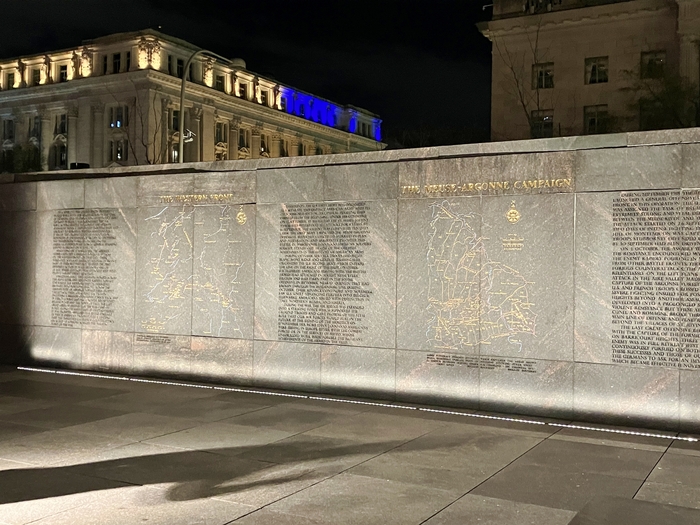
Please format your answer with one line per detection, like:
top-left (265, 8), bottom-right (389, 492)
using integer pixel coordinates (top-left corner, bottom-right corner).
top-left (215, 75), bottom-right (225, 92)
top-left (3, 120), bottom-right (15, 141)
top-left (109, 140), bottom-right (128, 162)
top-left (102, 55), bottom-right (108, 75)
top-left (32, 69), bottom-right (40, 86)
top-left (584, 105), bottom-right (609, 134)
top-left (641, 51), bottom-right (665, 79)
top-left (531, 109), bottom-right (553, 138)
top-left (639, 100), bottom-right (666, 131)
top-left (239, 82), bottom-right (247, 99)
top-left (176, 59), bottom-right (184, 79)
top-left (54, 143), bottom-right (67, 169)
top-left (7, 73), bottom-right (14, 89)
top-left (297, 142), bottom-right (304, 156)
top-left (59, 65), bottom-right (68, 83)
top-left (215, 122), bottom-right (227, 143)
top-left (260, 133), bottom-right (268, 154)
top-left (298, 104), bottom-right (305, 117)
top-left (55, 114), bottom-right (67, 135)
top-left (189, 63), bottom-right (194, 81)
top-left (125, 51), bottom-right (131, 72)
top-left (109, 106), bottom-right (129, 128)
top-left (29, 116), bottom-right (41, 139)
top-left (112, 53), bottom-right (121, 74)
top-left (532, 63), bottom-right (554, 89)
top-left (171, 109), bottom-right (180, 132)
top-left (168, 55), bottom-right (173, 75)
top-left (280, 96), bottom-right (287, 111)
top-left (261, 90), bottom-right (268, 106)
top-left (585, 56), bottom-right (608, 84)
top-left (281, 139), bottom-right (288, 157)
top-left (238, 128), bottom-right (250, 148)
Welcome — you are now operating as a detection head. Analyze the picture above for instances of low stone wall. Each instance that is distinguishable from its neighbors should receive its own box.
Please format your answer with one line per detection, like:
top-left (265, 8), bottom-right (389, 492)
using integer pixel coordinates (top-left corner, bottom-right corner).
top-left (2, 128), bottom-right (700, 431)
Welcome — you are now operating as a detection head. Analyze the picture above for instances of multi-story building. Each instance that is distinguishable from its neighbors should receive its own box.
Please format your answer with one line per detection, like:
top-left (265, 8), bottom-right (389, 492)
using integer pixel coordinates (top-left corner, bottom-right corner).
top-left (0, 30), bottom-right (384, 172)
top-left (479, 0), bottom-right (700, 141)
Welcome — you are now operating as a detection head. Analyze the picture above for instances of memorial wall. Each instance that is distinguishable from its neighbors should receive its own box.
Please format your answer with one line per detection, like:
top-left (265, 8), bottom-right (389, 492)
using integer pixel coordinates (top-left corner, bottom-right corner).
top-left (1, 129), bottom-right (700, 431)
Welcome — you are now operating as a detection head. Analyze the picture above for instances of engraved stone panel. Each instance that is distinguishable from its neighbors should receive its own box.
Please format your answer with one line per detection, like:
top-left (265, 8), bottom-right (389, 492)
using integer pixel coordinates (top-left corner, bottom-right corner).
top-left (480, 359), bottom-right (573, 418)
top-left (256, 200), bottom-right (396, 348)
top-left (573, 362), bottom-right (679, 428)
top-left (192, 204), bottom-right (255, 339)
top-left (81, 330), bottom-right (133, 373)
top-left (194, 171), bottom-right (255, 204)
top-left (137, 174), bottom-right (194, 206)
top-left (395, 349), bottom-right (479, 406)
top-left (253, 340), bottom-right (321, 391)
top-left (574, 192), bottom-right (614, 364)
top-left (132, 333), bottom-right (192, 376)
top-left (34, 211), bottom-right (54, 327)
top-left (190, 336), bottom-right (253, 384)
top-left (135, 205), bottom-right (194, 335)
top-left (320, 345), bottom-right (395, 398)
top-left (479, 194), bottom-right (574, 361)
top-left (397, 197), bottom-right (482, 352)
top-left (44, 208), bottom-right (136, 332)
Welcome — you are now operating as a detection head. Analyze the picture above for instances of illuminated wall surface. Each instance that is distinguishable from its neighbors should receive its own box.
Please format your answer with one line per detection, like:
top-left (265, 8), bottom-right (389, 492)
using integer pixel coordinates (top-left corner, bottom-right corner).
top-left (2, 129), bottom-right (700, 432)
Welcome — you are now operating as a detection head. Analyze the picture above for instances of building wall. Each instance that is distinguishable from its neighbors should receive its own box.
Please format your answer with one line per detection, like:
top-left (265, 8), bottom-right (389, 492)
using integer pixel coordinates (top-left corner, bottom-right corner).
top-left (484, 0), bottom-right (684, 141)
top-left (1, 128), bottom-right (700, 432)
top-left (0, 31), bottom-right (383, 172)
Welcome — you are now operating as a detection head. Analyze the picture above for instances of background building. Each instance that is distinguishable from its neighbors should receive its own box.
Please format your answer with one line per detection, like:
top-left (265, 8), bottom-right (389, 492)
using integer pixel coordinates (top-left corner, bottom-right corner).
top-left (0, 30), bottom-right (384, 172)
top-left (480, 0), bottom-right (700, 141)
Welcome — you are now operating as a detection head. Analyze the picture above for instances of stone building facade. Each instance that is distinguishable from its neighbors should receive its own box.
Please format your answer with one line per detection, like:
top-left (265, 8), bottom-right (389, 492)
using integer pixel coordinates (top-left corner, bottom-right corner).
top-left (480, 0), bottom-right (700, 141)
top-left (0, 30), bottom-right (384, 171)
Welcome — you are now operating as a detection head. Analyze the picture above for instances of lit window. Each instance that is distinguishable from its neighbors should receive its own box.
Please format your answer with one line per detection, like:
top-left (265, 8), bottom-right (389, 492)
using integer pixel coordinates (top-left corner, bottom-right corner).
top-left (215, 75), bottom-right (225, 92)
top-left (109, 106), bottom-right (129, 128)
top-left (585, 57), bottom-right (608, 84)
top-left (531, 109), bottom-right (553, 138)
top-left (532, 63), bottom-right (554, 89)
top-left (32, 69), bottom-right (40, 86)
top-left (59, 65), bottom-right (68, 82)
top-left (239, 82), bottom-right (247, 99)
top-left (260, 133), bottom-right (267, 153)
top-left (112, 53), bottom-right (121, 74)
top-left (110, 140), bottom-right (128, 161)
top-left (584, 105), bottom-right (609, 134)
top-left (641, 51), bottom-right (665, 79)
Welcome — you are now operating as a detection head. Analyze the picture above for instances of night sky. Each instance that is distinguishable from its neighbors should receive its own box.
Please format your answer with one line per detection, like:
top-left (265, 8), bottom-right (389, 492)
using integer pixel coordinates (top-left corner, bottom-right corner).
top-left (0, 0), bottom-right (493, 147)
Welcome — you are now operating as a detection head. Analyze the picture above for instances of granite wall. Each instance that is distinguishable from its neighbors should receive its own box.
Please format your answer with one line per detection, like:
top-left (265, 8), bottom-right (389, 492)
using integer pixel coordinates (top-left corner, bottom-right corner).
top-left (3, 128), bottom-right (700, 431)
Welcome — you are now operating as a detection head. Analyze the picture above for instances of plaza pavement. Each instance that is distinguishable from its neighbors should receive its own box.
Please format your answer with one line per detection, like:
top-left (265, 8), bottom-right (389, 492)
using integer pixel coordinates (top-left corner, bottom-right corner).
top-left (1, 365), bottom-right (700, 524)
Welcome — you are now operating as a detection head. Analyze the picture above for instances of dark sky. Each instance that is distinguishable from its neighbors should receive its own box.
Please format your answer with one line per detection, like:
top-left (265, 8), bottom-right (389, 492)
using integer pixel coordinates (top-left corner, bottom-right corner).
top-left (0, 0), bottom-right (493, 146)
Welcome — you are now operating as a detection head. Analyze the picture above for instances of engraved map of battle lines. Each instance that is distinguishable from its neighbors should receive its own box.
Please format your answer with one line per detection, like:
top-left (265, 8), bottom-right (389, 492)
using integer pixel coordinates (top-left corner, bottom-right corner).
top-left (140, 204), bottom-right (248, 337)
top-left (426, 201), bottom-right (537, 353)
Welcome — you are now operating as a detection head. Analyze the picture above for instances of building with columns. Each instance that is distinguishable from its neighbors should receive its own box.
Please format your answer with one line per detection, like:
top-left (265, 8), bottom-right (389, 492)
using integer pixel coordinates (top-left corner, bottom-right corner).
top-left (479, 0), bottom-right (700, 141)
top-left (0, 30), bottom-right (384, 172)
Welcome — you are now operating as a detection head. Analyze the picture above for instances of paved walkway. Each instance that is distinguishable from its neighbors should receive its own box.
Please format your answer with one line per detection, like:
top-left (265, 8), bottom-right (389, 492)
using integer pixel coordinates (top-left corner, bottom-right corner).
top-left (1, 365), bottom-right (700, 524)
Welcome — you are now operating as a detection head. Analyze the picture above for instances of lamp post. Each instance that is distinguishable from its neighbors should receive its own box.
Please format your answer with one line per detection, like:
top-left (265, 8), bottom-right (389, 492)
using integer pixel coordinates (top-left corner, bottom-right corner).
top-left (178, 49), bottom-right (232, 163)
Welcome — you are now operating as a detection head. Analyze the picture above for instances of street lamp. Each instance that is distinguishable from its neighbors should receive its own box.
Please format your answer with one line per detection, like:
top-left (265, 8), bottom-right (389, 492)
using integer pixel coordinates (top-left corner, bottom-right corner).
top-left (178, 49), bottom-right (234, 163)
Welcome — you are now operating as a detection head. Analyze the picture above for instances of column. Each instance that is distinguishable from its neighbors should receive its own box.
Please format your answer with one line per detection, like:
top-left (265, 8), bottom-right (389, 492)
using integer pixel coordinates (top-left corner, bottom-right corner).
top-left (67, 107), bottom-right (79, 167)
top-left (228, 120), bottom-right (239, 160)
top-left (40, 113), bottom-right (52, 171)
top-left (288, 137), bottom-right (299, 157)
top-left (251, 128), bottom-right (261, 159)
top-left (270, 133), bottom-right (282, 158)
top-left (91, 105), bottom-right (104, 168)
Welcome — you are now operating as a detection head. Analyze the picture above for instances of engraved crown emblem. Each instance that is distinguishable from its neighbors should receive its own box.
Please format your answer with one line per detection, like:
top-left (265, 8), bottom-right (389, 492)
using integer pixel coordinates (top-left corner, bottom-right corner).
top-left (506, 201), bottom-right (521, 224)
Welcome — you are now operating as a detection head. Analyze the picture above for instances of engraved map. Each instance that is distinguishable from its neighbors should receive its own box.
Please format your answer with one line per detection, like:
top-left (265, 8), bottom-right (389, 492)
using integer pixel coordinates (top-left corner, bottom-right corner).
top-left (427, 201), bottom-right (537, 351)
